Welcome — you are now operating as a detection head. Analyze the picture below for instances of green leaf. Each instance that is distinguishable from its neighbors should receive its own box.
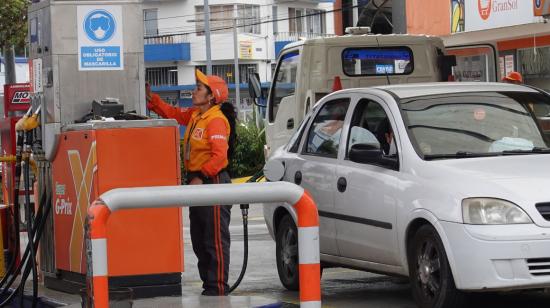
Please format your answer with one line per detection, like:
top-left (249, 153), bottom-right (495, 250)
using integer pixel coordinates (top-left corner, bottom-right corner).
top-left (0, 0), bottom-right (29, 49)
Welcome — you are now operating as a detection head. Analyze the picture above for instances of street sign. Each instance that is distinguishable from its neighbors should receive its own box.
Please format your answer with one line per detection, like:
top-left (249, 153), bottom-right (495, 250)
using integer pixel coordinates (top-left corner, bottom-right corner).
top-left (77, 6), bottom-right (124, 71)
top-left (29, 58), bottom-right (43, 93)
top-left (239, 41), bottom-right (253, 59)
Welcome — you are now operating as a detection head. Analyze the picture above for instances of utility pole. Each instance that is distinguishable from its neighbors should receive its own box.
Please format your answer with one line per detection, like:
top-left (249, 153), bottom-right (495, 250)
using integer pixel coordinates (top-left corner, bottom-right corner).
top-left (232, 6), bottom-right (241, 117)
top-left (203, 0), bottom-right (212, 74)
top-left (4, 45), bottom-right (16, 84)
top-left (392, 0), bottom-right (407, 34)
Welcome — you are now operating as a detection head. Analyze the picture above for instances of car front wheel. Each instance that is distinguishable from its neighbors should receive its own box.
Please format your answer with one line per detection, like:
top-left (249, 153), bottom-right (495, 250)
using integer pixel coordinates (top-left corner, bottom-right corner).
top-left (276, 215), bottom-right (299, 290)
top-left (408, 225), bottom-right (468, 308)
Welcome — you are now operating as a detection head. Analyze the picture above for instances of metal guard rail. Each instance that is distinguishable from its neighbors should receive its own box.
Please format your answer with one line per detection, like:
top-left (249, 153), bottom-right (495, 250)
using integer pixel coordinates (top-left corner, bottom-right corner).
top-left (85, 181), bottom-right (321, 308)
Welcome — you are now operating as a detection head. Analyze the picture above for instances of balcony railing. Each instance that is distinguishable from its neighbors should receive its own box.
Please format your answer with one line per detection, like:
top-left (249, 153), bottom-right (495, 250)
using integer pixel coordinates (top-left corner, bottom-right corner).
top-left (144, 34), bottom-right (191, 62)
top-left (144, 33), bottom-right (189, 45)
top-left (274, 32), bottom-right (335, 42)
top-left (146, 66), bottom-right (178, 87)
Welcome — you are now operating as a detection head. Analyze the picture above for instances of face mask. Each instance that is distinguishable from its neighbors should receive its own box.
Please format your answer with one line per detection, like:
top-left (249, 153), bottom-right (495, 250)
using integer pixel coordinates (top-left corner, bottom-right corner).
top-left (94, 27), bottom-right (106, 39)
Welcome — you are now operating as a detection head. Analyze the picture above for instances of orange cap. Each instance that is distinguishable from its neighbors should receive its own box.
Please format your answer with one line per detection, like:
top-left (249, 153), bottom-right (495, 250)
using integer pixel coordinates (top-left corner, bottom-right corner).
top-left (196, 69), bottom-right (229, 104)
top-left (502, 71), bottom-right (523, 83)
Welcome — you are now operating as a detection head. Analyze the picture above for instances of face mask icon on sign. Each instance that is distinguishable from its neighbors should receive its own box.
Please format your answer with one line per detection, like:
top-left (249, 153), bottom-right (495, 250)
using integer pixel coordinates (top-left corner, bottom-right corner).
top-left (89, 13), bottom-right (111, 40)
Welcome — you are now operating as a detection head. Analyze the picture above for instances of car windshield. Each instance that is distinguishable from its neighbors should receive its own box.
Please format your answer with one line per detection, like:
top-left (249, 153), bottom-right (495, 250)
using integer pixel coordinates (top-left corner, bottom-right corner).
top-left (400, 91), bottom-right (550, 159)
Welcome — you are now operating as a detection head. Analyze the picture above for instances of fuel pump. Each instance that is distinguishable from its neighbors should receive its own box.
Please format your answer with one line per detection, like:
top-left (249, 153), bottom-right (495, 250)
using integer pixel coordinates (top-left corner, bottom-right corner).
top-left (7, 0), bottom-right (185, 302)
top-left (0, 1), bottom-right (260, 305)
top-left (0, 105), bottom-right (51, 307)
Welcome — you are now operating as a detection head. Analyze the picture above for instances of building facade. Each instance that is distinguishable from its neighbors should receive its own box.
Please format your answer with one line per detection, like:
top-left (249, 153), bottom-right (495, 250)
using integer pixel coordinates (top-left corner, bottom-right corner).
top-left (331, 0), bottom-right (550, 89)
top-left (143, 0), bottom-right (334, 120)
top-left (405, 0), bottom-right (550, 90)
top-left (0, 57), bottom-right (30, 95)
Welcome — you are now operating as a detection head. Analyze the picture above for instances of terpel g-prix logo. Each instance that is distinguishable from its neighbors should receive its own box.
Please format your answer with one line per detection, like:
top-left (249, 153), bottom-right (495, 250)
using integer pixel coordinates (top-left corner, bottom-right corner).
top-left (478, 0), bottom-right (492, 20)
top-left (67, 142), bottom-right (97, 272)
top-left (11, 91), bottom-right (31, 104)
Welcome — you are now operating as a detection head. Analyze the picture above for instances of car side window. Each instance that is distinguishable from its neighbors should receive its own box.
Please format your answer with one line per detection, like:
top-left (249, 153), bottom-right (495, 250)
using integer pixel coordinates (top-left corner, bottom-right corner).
top-left (347, 99), bottom-right (398, 160)
top-left (305, 98), bottom-right (350, 158)
top-left (287, 113), bottom-right (311, 153)
top-left (269, 50), bottom-right (300, 123)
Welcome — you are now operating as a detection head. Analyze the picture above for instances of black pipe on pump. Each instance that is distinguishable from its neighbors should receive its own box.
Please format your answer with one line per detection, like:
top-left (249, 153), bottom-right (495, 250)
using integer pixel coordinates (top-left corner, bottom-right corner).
top-left (0, 106), bottom-right (51, 307)
top-left (228, 169), bottom-right (264, 294)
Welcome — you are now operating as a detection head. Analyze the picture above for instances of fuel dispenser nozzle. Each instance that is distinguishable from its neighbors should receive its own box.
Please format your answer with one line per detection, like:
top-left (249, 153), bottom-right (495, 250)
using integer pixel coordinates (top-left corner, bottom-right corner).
top-left (16, 106), bottom-right (41, 132)
top-left (228, 170), bottom-right (265, 293)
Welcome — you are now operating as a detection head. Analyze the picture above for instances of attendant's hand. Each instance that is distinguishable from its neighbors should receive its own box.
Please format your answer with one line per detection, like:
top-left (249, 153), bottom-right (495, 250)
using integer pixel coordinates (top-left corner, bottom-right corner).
top-left (146, 82), bottom-right (153, 102)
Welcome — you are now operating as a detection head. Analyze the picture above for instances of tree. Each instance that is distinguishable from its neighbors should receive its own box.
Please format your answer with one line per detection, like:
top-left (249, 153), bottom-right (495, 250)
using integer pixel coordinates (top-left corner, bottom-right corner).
top-left (0, 0), bottom-right (28, 83)
top-left (0, 0), bottom-right (29, 51)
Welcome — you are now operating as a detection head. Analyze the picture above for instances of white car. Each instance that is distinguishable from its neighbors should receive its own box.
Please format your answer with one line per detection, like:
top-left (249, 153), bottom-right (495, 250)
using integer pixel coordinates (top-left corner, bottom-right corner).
top-left (263, 82), bottom-right (550, 308)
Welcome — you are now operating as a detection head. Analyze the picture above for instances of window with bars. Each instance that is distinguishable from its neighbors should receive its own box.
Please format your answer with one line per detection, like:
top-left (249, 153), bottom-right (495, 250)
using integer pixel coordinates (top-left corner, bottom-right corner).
top-left (272, 6), bottom-right (278, 35)
top-left (237, 4), bottom-right (261, 34)
top-left (195, 64), bottom-right (258, 84)
top-left (146, 66), bottom-right (178, 86)
top-left (195, 5), bottom-right (234, 35)
top-left (195, 5), bottom-right (261, 36)
top-left (519, 47), bottom-right (550, 77)
top-left (143, 9), bottom-right (159, 37)
top-left (288, 8), bottom-right (326, 35)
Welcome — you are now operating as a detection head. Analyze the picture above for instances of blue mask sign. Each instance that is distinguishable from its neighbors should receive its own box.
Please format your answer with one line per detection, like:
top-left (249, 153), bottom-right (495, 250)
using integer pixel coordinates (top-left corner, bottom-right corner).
top-left (84, 10), bottom-right (116, 42)
top-left (77, 6), bottom-right (124, 71)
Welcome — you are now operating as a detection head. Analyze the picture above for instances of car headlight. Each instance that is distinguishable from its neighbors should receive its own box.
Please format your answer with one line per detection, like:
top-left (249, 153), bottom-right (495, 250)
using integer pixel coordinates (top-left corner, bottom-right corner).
top-left (462, 198), bottom-right (532, 225)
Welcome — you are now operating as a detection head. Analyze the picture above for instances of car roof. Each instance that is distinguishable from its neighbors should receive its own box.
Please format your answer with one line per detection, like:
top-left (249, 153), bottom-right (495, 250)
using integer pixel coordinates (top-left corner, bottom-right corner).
top-left (364, 82), bottom-right (541, 99)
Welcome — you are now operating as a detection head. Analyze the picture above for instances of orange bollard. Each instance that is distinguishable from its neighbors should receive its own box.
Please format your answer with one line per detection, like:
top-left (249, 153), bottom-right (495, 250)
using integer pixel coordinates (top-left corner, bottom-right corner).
top-left (87, 201), bottom-right (111, 308)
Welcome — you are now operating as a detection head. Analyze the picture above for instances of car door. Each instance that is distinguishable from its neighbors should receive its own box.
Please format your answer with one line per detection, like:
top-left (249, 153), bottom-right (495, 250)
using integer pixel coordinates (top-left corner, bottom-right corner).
top-left (334, 96), bottom-right (401, 266)
top-left (265, 49), bottom-right (301, 156)
top-left (288, 97), bottom-right (351, 257)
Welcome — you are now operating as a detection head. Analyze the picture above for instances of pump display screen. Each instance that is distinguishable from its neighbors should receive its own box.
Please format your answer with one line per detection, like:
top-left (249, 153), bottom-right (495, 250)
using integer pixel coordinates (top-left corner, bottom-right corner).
top-left (342, 47), bottom-right (413, 76)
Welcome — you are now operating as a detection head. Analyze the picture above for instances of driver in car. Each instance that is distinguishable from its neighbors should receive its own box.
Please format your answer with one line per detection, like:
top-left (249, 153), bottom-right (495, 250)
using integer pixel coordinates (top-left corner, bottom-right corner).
top-left (376, 117), bottom-right (396, 156)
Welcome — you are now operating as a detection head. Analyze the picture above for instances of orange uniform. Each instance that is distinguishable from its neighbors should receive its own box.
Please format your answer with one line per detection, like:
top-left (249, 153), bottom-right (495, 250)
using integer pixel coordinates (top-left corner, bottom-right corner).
top-left (147, 94), bottom-right (230, 177)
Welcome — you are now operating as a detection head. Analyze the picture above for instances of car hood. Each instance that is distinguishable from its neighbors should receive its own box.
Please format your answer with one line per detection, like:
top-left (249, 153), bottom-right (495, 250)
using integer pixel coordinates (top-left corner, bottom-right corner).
top-left (421, 154), bottom-right (550, 202)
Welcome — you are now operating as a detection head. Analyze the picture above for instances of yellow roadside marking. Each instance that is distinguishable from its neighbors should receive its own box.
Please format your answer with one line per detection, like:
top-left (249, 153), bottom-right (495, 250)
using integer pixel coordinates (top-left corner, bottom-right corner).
top-left (231, 176), bottom-right (265, 184)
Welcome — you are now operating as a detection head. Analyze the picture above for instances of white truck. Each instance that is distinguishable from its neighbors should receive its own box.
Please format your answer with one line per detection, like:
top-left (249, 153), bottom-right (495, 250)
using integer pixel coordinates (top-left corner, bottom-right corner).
top-left (249, 30), bottom-right (458, 158)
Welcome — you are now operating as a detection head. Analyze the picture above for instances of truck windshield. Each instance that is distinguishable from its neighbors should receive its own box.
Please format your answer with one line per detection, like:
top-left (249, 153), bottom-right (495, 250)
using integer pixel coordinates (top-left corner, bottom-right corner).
top-left (269, 50), bottom-right (300, 123)
top-left (342, 47), bottom-right (413, 76)
top-left (400, 92), bottom-right (550, 159)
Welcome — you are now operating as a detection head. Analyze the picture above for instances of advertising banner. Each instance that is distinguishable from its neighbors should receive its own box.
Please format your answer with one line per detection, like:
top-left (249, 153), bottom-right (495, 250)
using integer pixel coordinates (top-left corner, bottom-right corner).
top-left (239, 41), bottom-right (253, 59)
top-left (3, 83), bottom-right (31, 116)
top-left (464, 0), bottom-right (539, 31)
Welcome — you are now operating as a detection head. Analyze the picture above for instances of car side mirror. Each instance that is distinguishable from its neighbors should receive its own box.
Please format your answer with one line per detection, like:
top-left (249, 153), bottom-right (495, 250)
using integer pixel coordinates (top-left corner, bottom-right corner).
top-left (349, 143), bottom-right (398, 169)
top-left (349, 143), bottom-right (382, 164)
top-left (248, 73), bottom-right (266, 107)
